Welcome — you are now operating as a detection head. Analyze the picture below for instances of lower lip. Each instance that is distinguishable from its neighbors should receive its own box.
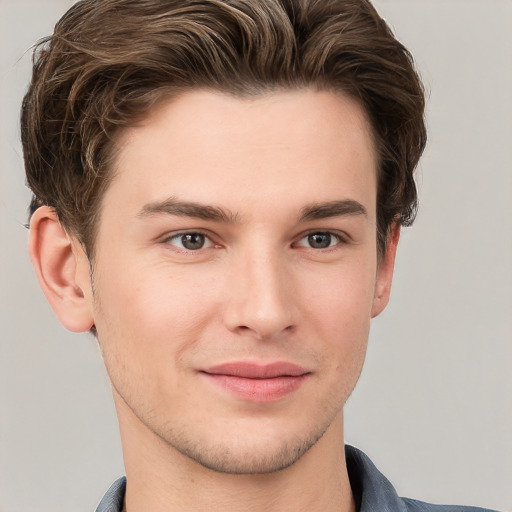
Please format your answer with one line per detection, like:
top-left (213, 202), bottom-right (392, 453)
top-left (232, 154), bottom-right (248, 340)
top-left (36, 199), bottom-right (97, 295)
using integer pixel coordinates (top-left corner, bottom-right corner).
top-left (202, 373), bottom-right (309, 402)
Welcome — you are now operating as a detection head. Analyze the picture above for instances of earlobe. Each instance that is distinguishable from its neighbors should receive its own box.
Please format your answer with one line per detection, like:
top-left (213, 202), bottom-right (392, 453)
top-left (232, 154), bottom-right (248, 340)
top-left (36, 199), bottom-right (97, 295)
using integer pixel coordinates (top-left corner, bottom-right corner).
top-left (371, 223), bottom-right (400, 318)
top-left (29, 206), bottom-right (94, 332)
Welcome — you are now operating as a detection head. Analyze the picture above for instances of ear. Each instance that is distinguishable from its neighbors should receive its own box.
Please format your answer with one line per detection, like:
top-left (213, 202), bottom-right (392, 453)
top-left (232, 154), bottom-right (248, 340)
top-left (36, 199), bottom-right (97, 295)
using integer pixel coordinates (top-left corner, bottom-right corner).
top-left (29, 206), bottom-right (94, 332)
top-left (371, 223), bottom-right (400, 318)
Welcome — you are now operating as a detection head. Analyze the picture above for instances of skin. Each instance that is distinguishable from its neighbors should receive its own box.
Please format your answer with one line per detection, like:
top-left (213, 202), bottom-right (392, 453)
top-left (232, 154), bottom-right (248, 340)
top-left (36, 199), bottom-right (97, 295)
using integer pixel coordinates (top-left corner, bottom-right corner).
top-left (29, 89), bottom-right (399, 512)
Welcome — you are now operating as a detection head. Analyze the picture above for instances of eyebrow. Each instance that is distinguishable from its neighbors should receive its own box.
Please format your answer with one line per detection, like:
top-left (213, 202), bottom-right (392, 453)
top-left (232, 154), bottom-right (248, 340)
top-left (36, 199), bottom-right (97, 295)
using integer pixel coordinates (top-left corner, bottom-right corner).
top-left (299, 200), bottom-right (368, 222)
top-left (138, 197), bottom-right (367, 223)
top-left (138, 197), bottom-right (238, 223)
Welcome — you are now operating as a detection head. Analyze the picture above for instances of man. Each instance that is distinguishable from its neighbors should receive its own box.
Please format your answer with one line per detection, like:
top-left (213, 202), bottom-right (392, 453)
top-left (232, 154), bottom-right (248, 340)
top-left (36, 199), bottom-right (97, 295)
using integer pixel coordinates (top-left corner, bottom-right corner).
top-left (20, 1), bottom-right (499, 511)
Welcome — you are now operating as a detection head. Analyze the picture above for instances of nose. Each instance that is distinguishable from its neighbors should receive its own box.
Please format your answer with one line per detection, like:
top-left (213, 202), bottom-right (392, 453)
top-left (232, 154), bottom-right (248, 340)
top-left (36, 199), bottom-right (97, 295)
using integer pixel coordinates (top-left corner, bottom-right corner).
top-left (222, 247), bottom-right (296, 340)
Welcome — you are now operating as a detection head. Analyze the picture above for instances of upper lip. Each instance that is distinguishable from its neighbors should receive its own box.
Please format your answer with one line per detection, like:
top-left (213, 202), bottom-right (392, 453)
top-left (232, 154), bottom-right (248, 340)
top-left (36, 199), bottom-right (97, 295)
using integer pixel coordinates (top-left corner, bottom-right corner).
top-left (202, 361), bottom-right (310, 379)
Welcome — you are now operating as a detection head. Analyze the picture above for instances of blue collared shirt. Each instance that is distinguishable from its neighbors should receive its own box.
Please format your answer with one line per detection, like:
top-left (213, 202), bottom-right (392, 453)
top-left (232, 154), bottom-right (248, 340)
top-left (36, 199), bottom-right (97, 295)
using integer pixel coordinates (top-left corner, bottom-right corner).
top-left (95, 446), bottom-right (499, 512)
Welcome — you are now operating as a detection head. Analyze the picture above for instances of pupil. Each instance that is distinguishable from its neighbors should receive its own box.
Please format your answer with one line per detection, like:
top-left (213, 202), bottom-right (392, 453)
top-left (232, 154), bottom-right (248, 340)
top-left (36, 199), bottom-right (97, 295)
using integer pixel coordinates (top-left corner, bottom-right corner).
top-left (309, 233), bottom-right (331, 249)
top-left (182, 233), bottom-right (205, 250)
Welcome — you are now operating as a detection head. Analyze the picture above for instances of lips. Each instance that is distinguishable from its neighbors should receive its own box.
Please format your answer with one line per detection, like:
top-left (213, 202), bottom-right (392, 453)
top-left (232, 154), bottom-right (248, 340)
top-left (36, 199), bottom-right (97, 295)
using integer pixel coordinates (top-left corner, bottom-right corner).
top-left (200, 361), bottom-right (311, 402)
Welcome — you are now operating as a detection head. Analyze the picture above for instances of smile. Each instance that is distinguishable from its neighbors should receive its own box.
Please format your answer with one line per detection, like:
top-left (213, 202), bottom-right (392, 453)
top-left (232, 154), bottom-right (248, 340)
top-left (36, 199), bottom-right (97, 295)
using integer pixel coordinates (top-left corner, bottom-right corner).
top-left (201, 361), bottom-right (311, 402)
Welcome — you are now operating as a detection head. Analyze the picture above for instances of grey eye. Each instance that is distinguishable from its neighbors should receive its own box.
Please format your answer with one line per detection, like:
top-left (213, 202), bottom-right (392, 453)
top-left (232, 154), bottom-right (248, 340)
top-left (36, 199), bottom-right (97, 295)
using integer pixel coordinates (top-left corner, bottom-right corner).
top-left (296, 231), bottom-right (343, 250)
top-left (180, 233), bottom-right (206, 250)
top-left (307, 232), bottom-right (333, 249)
top-left (166, 231), bottom-right (215, 251)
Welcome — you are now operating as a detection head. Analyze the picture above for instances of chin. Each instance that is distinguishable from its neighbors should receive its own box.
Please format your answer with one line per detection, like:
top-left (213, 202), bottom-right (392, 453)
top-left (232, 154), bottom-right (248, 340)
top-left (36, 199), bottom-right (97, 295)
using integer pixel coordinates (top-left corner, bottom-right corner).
top-left (156, 420), bottom-right (331, 475)
top-left (176, 435), bottom-right (326, 475)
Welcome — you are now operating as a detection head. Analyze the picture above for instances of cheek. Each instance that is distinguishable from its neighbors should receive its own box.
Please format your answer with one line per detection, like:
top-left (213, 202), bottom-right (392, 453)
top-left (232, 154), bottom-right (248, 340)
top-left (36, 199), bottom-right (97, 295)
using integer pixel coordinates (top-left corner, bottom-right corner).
top-left (90, 264), bottom-right (223, 412)
top-left (299, 262), bottom-right (375, 378)
top-left (91, 258), bottom-right (220, 362)
top-left (302, 260), bottom-right (376, 329)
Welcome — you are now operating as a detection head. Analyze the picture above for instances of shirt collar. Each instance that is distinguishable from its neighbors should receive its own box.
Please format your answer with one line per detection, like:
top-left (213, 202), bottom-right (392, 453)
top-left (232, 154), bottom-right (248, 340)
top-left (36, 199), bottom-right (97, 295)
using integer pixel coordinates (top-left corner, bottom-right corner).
top-left (96, 476), bottom-right (126, 512)
top-left (346, 445), bottom-right (410, 512)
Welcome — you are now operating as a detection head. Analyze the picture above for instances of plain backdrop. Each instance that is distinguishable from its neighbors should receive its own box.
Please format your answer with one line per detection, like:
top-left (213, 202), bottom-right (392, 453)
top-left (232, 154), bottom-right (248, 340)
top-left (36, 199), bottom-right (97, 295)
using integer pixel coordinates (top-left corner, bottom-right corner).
top-left (1, 1), bottom-right (511, 511)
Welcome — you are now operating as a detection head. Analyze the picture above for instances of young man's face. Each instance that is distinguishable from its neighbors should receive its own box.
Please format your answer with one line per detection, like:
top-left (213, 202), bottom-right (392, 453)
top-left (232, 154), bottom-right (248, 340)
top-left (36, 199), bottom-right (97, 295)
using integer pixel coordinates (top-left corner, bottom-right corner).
top-left (75, 89), bottom-right (397, 474)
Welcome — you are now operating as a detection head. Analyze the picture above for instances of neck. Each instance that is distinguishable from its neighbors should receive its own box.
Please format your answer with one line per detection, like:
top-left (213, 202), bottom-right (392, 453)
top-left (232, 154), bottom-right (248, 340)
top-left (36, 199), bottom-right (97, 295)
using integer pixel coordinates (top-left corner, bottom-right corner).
top-left (116, 400), bottom-right (355, 512)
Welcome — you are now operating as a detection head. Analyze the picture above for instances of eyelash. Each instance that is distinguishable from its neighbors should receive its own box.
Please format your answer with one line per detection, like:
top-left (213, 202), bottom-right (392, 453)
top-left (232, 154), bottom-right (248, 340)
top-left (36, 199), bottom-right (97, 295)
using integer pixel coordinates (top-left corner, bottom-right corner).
top-left (294, 230), bottom-right (348, 250)
top-left (163, 230), bottom-right (216, 252)
top-left (162, 229), bottom-right (348, 253)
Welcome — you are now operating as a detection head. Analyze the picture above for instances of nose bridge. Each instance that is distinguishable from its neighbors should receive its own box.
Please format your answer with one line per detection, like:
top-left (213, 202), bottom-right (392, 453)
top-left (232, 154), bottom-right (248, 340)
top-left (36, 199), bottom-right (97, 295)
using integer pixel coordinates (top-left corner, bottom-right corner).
top-left (224, 240), bottom-right (294, 338)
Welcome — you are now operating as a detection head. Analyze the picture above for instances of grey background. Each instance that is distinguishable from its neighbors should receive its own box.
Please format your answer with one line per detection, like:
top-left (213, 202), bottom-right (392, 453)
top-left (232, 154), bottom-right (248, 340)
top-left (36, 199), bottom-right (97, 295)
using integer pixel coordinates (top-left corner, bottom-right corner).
top-left (1, 1), bottom-right (511, 511)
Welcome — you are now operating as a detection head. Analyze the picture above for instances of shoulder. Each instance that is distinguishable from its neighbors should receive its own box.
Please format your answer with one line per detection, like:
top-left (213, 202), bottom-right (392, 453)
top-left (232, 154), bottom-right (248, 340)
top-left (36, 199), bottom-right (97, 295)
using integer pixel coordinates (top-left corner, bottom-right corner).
top-left (95, 477), bottom-right (126, 512)
top-left (401, 498), bottom-right (498, 512)
top-left (345, 445), bottom-right (500, 512)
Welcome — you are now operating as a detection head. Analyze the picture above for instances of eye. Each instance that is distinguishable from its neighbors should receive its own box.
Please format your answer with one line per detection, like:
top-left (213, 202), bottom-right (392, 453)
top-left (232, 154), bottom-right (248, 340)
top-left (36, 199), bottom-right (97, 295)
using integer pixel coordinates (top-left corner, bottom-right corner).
top-left (296, 231), bottom-right (343, 249)
top-left (166, 232), bottom-right (214, 251)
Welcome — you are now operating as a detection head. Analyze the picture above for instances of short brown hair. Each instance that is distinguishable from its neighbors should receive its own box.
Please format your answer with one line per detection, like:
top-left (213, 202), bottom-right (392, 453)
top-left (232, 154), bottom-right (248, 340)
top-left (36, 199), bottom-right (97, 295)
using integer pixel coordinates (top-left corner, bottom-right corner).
top-left (21, 0), bottom-right (426, 258)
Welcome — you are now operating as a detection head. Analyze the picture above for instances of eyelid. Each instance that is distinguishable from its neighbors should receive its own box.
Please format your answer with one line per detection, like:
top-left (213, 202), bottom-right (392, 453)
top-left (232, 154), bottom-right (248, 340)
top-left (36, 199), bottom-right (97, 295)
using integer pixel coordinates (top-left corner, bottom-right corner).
top-left (293, 229), bottom-right (350, 249)
top-left (162, 229), bottom-right (218, 251)
top-left (159, 228), bottom-right (351, 252)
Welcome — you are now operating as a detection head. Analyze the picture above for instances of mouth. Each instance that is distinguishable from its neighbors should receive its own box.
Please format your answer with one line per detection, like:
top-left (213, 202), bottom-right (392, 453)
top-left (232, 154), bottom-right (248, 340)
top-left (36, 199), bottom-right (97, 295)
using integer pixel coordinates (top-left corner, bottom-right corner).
top-left (200, 361), bottom-right (311, 402)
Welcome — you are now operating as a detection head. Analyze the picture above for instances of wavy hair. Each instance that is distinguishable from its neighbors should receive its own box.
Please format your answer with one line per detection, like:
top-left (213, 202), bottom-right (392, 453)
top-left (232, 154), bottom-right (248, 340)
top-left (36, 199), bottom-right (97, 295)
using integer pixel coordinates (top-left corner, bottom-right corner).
top-left (21, 0), bottom-right (426, 258)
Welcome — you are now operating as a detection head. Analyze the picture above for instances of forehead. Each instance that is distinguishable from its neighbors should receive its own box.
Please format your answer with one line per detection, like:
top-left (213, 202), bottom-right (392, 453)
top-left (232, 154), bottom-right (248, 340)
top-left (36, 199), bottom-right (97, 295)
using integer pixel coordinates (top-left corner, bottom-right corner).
top-left (106, 89), bottom-right (377, 221)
